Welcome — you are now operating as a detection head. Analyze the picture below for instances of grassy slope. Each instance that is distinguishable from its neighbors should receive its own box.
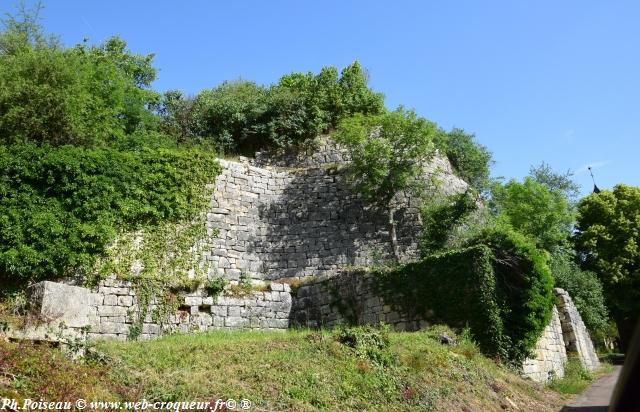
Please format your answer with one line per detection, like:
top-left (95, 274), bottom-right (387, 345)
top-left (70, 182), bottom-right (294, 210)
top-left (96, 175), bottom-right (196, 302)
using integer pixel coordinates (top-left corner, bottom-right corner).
top-left (1, 329), bottom-right (567, 411)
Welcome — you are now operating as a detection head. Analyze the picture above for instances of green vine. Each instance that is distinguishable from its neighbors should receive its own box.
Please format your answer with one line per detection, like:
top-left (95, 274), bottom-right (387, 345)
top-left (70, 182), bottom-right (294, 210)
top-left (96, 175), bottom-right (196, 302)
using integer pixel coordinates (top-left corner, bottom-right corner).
top-left (90, 194), bottom-right (222, 340)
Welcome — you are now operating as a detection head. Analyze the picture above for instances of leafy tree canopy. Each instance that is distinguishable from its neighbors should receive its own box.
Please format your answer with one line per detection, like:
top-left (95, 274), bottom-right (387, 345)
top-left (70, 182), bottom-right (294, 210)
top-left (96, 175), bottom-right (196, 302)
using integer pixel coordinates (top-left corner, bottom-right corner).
top-left (334, 107), bottom-right (437, 260)
top-left (529, 162), bottom-right (580, 206)
top-left (439, 128), bottom-right (493, 192)
top-left (160, 61), bottom-right (385, 154)
top-left (0, 7), bottom-right (158, 146)
top-left (492, 177), bottom-right (574, 253)
top-left (575, 184), bottom-right (640, 349)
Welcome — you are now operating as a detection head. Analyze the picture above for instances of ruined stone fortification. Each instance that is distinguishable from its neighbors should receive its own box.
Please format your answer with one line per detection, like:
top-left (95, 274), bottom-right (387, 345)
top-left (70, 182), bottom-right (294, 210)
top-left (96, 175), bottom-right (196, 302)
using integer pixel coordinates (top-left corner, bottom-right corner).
top-left (205, 138), bottom-right (467, 282)
top-left (5, 139), bottom-right (600, 383)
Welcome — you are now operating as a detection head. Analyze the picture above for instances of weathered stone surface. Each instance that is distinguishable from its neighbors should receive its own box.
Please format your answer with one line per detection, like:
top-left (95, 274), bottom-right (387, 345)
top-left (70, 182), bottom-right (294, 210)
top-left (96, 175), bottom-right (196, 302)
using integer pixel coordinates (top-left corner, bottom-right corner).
top-left (522, 306), bottom-right (568, 382)
top-left (28, 281), bottom-right (92, 328)
top-left (555, 288), bottom-right (600, 371)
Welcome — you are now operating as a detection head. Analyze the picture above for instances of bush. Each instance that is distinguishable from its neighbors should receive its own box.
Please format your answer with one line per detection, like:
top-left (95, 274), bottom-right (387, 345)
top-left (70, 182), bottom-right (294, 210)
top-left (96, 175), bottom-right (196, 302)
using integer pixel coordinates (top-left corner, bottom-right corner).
top-left (0, 142), bottom-right (221, 284)
top-left (0, 34), bottom-right (158, 146)
top-left (160, 61), bottom-right (384, 154)
top-left (491, 177), bottom-right (574, 252)
top-left (334, 325), bottom-right (394, 367)
top-left (439, 128), bottom-right (492, 192)
top-left (375, 226), bottom-right (554, 365)
top-left (473, 227), bottom-right (555, 363)
top-left (419, 191), bottom-right (480, 255)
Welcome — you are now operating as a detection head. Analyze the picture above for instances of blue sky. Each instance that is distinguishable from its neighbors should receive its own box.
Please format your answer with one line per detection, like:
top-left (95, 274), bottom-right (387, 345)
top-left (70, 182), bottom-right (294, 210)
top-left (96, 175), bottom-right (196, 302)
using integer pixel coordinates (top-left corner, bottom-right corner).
top-left (3, 1), bottom-right (638, 196)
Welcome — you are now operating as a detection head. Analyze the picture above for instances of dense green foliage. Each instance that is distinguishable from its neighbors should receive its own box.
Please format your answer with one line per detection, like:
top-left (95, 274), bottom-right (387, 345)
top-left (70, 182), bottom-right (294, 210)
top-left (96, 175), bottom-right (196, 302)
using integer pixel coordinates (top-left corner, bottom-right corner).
top-left (335, 325), bottom-right (394, 367)
top-left (334, 107), bottom-right (437, 259)
top-left (492, 177), bottom-right (574, 252)
top-left (470, 227), bottom-right (555, 363)
top-left (375, 227), bottom-right (554, 364)
top-left (160, 62), bottom-right (385, 154)
top-left (334, 108), bottom-right (437, 203)
top-left (575, 184), bottom-right (640, 349)
top-left (0, 12), bottom-right (158, 146)
top-left (439, 128), bottom-right (493, 192)
top-left (0, 143), bottom-right (220, 283)
top-left (548, 252), bottom-right (609, 339)
top-left (419, 191), bottom-right (482, 255)
top-left (529, 162), bottom-right (580, 206)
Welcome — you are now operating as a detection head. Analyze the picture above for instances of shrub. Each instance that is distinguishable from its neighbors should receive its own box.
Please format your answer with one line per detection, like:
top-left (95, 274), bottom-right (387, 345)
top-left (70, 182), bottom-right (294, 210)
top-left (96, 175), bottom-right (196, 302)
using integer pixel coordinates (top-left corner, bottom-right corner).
top-left (473, 227), bottom-right (554, 363)
top-left (491, 177), bottom-right (574, 253)
top-left (440, 128), bottom-right (492, 192)
top-left (334, 325), bottom-right (394, 367)
top-left (0, 142), bottom-right (221, 284)
top-left (0, 34), bottom-right (158, 146)
top-left (419, 191), bottom-right (480, 255)
top-left (205, 277), bottom-right (228, 298)
top-left (160, 61), bottom-right (384, 154)
top-left (375, 226), bottom-right (554, 365)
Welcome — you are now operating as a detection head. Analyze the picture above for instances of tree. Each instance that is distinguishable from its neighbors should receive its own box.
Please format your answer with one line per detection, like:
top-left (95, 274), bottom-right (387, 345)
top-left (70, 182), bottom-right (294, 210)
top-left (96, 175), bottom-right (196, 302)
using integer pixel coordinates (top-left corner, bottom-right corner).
top-left (491, 177), bottom-right (574, 253)
top-left (442, 128), bottom-right (493, 192)
top-left (529, 162), bottom-right (580, 206)
top-left (0, 5), bottom-right (158, 146)
top-left (575, 184), bottom-right (640, 350)
top-left (334, 107), bottom-right (437, 261)
top-left (194, 80), bottom-right (269, 152)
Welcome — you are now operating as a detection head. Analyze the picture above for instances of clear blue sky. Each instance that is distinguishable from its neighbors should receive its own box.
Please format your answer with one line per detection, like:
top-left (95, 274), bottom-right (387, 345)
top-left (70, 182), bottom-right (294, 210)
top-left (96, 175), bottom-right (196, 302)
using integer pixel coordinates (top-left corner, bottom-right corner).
top-left (3, 1), bottom-right (639, 196)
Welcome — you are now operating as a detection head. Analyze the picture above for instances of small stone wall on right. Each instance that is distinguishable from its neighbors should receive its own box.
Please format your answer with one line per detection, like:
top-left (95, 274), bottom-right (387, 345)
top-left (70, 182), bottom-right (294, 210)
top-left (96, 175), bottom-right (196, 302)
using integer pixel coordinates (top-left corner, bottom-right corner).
top-left (554, 287), bottom-right (600, 371)
top-left (522, 288), bottom-right (601, 382)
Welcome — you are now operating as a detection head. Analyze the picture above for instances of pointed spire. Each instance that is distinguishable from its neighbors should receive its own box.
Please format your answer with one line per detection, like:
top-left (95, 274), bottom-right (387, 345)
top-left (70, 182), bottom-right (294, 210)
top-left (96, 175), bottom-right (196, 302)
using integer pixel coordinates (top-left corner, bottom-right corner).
top-left (588, 167), bottom-right (601, 193)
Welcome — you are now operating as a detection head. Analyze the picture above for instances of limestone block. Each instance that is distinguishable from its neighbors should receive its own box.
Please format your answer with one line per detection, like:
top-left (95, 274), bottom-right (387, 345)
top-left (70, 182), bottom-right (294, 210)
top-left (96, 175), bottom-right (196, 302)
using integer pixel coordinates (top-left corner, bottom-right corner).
top-left (118, 296), bottom-right (133, 307)
top-left (28, 281), bottom-right (93, 328)
top-left (225, 317), bottom-right (249, 328)
top-left (97, 306), bottom-right (129, 317)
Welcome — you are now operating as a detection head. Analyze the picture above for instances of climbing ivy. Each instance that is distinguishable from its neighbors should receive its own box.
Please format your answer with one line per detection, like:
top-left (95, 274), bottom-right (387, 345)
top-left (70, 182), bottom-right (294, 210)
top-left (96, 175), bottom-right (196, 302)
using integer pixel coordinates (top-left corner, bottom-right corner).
top-left (374, 226), bottom-right (554, 365)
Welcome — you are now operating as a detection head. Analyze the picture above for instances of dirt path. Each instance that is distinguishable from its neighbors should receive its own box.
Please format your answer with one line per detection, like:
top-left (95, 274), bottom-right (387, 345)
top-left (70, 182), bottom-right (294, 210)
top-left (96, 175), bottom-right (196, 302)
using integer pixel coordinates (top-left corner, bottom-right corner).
top-left (561, 365), bottom-right (622, 411)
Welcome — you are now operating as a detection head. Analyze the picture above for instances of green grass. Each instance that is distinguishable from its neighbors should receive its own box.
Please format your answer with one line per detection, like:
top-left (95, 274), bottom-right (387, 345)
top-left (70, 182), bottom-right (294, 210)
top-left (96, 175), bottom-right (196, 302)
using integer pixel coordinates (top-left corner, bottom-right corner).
top-left (549, 356), bottom-right (615, 395)
top-left (1, 327), bottom-right (564, 411)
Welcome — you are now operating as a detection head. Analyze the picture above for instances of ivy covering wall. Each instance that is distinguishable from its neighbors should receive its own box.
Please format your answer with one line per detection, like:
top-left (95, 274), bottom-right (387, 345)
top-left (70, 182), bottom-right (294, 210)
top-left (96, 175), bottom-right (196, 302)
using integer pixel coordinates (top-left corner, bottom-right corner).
top-left (374, 228), bottom-right (554, 364)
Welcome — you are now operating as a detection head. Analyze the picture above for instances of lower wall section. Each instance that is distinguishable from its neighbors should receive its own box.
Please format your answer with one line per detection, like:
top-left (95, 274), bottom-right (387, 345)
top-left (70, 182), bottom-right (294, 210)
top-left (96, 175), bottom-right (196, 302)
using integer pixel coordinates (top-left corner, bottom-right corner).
top-left (522, 306), bottom-right (568, 382)
top-left (290, 271), bottom-right (429, 331)
top-left (24, 277), bottom-right (292, 342)
top-left (14, 279), bottom-right (599, 385)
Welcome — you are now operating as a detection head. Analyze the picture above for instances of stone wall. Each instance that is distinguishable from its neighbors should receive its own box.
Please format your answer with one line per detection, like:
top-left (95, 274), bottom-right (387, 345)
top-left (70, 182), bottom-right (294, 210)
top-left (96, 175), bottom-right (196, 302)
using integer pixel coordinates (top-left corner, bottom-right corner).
top-left (20, 278), bottom-right (292, 342)
top-left (203, 139), bottom-right (467, 282)
top-left (554, 288), bottom-right (600, 371)
top-left (522, 306), bottom-right (568, 382)
top-left (251, 136), bottom-right (348, 168)
top-left (3, 139), bottom-right (602, 385)
top-left (290, 270), bottom-right (429, 331)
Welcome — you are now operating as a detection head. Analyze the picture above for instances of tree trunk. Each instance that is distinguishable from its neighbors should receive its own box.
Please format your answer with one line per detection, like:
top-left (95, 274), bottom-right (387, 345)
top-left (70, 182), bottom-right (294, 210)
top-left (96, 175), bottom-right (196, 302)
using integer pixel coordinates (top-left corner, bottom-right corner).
top-left (388, 205), bottom-right (401, 262)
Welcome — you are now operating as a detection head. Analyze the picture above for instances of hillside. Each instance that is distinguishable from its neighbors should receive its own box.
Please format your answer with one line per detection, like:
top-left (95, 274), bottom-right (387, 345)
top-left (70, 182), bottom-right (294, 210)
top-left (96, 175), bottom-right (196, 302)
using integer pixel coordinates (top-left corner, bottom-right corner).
top-left (0, 327), bottom-right (566, 412)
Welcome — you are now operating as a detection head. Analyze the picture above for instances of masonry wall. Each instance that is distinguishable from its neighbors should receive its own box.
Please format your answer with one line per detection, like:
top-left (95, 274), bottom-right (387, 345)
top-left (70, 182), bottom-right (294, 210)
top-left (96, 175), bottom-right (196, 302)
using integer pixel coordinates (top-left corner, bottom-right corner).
top-left (202, 139), bottom-right (468, 282)
top-left (522, 306), bottom-right (568, 382)
top-left (290, 270), bottom-right (429, 331)
top-left (554, 288), bottom-right (600, 371)
top-left (21, 278), bottom-right (292, 342)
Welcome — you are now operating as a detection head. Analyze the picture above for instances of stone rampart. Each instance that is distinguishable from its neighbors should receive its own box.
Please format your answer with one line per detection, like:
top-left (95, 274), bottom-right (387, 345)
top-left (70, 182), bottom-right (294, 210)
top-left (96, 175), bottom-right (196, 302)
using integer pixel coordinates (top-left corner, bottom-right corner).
top-left (19, 277), bottom-right (292, 342)
top-left (290, 270), bottom-right (428, 331)
top-left (202, 139), bottom-right (467, 282)
top-left (522, 306), bottom-right (568, 382)
top-left (554, 288), bottom-right (600, 371)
